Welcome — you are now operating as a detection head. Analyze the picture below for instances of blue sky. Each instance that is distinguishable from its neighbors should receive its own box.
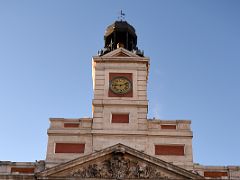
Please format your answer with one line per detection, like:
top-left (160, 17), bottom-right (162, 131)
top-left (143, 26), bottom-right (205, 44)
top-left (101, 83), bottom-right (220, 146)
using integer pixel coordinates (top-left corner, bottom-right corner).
top-left (0, 0), bottom-right (240, 166)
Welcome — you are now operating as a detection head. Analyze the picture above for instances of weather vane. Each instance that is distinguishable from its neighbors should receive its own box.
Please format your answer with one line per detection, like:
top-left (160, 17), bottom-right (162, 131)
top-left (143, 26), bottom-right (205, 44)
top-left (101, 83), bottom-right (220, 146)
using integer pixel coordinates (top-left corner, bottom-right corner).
top-left (118, 10), bottom-right (125, 21)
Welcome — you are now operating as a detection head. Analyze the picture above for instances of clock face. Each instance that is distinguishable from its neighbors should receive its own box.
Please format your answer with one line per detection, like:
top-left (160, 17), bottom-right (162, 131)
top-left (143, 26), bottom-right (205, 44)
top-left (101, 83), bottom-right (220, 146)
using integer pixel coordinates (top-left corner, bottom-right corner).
top-left (110, 76), bottom-right (132, 94)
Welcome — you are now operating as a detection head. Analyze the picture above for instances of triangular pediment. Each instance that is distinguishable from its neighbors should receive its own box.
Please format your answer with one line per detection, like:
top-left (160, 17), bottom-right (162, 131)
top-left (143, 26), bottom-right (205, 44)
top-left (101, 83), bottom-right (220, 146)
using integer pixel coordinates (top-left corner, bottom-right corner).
top-left (102, 48), bottom-right (140, 58)
top-left (37, 144), bottom-right (204, 179)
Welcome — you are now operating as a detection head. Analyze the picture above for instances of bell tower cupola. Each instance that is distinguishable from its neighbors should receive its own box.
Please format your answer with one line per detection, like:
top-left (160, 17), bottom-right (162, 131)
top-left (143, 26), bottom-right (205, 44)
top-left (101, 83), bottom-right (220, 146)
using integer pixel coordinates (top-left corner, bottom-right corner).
top-left (99, 20), bottom-right (144, 56)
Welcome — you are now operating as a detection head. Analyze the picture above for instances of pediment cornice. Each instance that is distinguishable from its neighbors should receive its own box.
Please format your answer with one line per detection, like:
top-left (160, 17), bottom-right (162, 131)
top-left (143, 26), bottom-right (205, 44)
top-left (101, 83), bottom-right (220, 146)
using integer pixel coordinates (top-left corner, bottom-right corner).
top-left (93, 48), bottom-right (149, 63)
top-left (37, 144), bottom-right (204, 179)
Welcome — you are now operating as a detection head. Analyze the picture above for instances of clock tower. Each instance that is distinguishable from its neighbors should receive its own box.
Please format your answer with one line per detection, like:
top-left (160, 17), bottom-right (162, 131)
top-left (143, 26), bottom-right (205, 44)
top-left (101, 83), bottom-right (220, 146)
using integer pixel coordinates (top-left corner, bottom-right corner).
top-left (45, 20), bottom-right (195, 171)
top-left (92, 20), bottom-right (150, 152)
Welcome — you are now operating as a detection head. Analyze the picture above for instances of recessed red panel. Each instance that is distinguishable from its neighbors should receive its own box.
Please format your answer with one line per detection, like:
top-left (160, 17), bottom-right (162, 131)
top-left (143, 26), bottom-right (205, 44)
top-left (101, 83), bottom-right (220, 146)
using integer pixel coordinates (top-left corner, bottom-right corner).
top-left (161, 125), bottom-right (176, 129)
top-left (11, 167), bottom-right (35, 173)
top-left (64, 123), bottom-right (79, 128)
top-left (55, 143), bottom-right (85, 153)
top-left (155, 145), bottom-right (184, 156)
top-left (204, 171), bottom-right (228, 178)
top-left (112, 114), bottom-right (129, 123)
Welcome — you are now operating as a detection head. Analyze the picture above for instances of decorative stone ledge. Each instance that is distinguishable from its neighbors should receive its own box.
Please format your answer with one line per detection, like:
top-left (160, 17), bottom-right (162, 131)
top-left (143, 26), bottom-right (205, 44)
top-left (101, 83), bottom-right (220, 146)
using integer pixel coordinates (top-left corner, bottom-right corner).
top-left (148, 119), bottom-right (191, 131)
top-left (49, 118), bottom-right (93, 130)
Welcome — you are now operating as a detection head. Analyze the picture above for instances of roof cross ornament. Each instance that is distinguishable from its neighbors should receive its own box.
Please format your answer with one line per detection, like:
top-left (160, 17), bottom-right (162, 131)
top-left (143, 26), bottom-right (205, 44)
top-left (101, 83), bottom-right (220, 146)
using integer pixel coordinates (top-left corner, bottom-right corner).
top-left (118, 10), bottom-right (126, 21)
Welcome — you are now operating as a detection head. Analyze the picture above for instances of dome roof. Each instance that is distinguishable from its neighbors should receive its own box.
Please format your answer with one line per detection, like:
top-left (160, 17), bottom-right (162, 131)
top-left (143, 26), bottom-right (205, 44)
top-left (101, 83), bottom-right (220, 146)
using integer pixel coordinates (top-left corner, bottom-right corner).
top-left (98, 20), bottom-right (144, 57)
top-left (104, 21), bottom-right (137, 38)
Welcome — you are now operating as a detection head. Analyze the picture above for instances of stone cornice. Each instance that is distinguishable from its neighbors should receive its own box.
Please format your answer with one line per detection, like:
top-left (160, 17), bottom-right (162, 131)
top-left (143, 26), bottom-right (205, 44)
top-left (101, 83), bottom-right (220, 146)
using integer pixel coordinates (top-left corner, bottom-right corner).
top-left (47, 129), bottom-right (193, 138)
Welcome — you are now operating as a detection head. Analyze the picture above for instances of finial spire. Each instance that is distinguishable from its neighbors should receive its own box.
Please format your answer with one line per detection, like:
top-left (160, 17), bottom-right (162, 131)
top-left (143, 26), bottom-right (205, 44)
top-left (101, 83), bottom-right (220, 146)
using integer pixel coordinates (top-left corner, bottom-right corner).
top-left (118, 10), bottom-right (125, 21)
